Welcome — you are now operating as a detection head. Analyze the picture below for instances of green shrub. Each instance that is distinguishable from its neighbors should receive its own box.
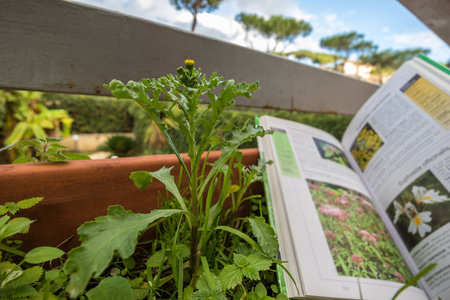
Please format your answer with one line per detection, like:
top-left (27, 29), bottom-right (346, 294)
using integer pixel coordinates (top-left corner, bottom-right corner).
top-left (98, 135), bottom-right (137, 157)
top-left (43, 93), bottom-right (134, 133)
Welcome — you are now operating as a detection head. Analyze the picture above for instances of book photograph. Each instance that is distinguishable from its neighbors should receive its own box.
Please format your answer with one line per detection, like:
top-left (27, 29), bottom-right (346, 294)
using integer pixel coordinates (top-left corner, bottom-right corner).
top-left (350, 122), bottom-right (384, 171)
top-left (386, 170), bottom-right (450, 250)
top-left (308, 179), bottom-right (413, 283)
top-left (313, 137), bottom-right (352, 168)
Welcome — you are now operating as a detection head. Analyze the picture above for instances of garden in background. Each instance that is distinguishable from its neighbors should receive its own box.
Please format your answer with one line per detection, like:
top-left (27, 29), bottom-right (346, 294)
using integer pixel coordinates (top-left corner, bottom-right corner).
top-left (0, 90), bottom-right (353, 164)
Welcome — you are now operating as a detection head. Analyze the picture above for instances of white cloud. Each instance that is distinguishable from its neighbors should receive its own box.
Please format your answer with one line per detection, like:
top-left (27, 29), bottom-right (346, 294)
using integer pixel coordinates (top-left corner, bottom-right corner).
top-left (388, 31), bottom-right (450, 62)
top-left (223, 0), bottom-right (314, 21)
top-left (381, 26), bottom-right (389, 33)
top-left (319, 14), bottom-right (349, 35)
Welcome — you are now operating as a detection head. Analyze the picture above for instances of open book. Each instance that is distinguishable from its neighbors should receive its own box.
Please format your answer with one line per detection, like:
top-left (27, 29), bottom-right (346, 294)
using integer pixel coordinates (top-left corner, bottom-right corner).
top-left (257, 55), bottom-right (450, 300)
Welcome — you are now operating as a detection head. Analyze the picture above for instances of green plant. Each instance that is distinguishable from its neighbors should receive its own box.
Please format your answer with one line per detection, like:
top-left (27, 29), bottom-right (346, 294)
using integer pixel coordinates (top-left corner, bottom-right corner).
top-left (0, 198), bottom-right (67, 299)
top-left (43, 94), bottom-right (134, 134)
top-left (0, 90), bottom-right (73, 163)
top-left (98, 135), bottom-right (137, 157)
top-left (0, 137), bottom-right (91, 163)
top-left (60, 60), bottom-right (293, 298)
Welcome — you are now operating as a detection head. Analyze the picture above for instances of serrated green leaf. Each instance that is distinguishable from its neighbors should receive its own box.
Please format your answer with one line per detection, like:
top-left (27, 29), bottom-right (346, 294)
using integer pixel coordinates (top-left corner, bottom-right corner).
top-left (86, 276), bottom-right (134, 300)
top-left (29, 291), bottom-right (59, 300)
top-left (249, 217), bottom-right (279, 257)
top-left (195, 272), bottom-right (223, 292)
top-left (193, 271), bottom-right (227, 300)
top-left (0, 261), bottom-right (23, 287)
top-left (246, 253), bottom-right (272, 273)
top-left (218, 264), bottom-right (242, 290)
top-left (5, 202), bottom-right (20, 215)
top-left (17, 197), bottom-right (43, 210)
top-left (146, 250), bottom-right (165, 268)
top-left (183, 286), bottom-right (194, 300)
top-left (233, 253), bottom-right (249, 268)
top-left (64, 206), bottom-right (183, 298)
top-left (172, 243), bottom-right (190, 260)
top-left (10, 266), bottom-right (43, 286)
top-left (0, 206), bottom-right (8, 216)
top-left (0, 284), bottom-right (36, 299)
top-left (192, 288), bottom-right (227, 300)
top-left (24, 247), bottom-right (64, 264)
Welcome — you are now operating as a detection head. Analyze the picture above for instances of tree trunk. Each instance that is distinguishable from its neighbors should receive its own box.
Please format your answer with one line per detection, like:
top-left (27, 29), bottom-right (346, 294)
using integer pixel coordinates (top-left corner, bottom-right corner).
top-left (191, 0), bottom-right (200, 32)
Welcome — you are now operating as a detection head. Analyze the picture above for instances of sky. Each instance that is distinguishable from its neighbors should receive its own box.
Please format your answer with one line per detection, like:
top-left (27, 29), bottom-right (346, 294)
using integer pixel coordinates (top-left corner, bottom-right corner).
top-left (70, 0), bottom-right (450, 64)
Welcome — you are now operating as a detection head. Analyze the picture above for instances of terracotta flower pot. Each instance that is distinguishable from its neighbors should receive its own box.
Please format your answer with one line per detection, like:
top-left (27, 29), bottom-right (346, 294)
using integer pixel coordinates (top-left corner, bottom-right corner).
top-left (0, 148), bottom-right (262, 252)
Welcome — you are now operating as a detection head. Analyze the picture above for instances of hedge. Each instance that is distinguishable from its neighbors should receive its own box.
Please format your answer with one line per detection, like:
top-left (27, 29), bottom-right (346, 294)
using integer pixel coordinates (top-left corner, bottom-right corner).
top-left (43, 93), bottom-right (134, 133)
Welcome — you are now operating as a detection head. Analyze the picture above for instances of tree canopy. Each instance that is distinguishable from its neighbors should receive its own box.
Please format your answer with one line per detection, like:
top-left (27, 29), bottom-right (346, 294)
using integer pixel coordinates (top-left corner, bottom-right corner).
top-left (320, 31), bottom-right (365, 70)
top-left (361, 48), bottom-right (430, 83)
top-left (170, 0), bottom-right (224, 32)
top-left (235, 13), bottom-right (312, 53)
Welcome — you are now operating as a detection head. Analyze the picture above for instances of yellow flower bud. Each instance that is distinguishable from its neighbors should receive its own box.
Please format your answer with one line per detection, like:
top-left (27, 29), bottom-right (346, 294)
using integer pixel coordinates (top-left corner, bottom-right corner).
top-left (184, 59), bottom-right (195, 67)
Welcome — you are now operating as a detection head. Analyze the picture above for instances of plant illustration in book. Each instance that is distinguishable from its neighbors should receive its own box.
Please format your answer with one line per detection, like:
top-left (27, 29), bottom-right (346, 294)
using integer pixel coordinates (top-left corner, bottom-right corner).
top-left (386, 170), bottom-right (450, 250)
top-left (307, 179), bottom-right (413, 283)
top-left (350, 123), bottom-right (383, 171)
top-left (313, 137), bottom-right (351, 168)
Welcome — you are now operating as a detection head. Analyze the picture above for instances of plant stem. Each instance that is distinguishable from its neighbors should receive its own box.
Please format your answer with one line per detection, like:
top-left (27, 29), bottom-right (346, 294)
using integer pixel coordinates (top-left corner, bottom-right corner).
top-left (188, 127), bottom-right (199, 274)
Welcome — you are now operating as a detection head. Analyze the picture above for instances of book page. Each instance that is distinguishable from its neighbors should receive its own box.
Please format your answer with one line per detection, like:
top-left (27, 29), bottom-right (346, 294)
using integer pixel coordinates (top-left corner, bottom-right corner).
top-left (259, 115), bottom-right (426, 300)
top-left (342, 57), bottom-right (450, 300)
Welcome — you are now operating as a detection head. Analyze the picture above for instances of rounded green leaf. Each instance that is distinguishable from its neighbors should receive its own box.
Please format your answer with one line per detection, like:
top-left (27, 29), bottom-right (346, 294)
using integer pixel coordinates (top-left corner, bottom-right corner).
top-left (86, 276), bottom-right (133, 300)
top-left (24, 246), bottom-right (65, 264)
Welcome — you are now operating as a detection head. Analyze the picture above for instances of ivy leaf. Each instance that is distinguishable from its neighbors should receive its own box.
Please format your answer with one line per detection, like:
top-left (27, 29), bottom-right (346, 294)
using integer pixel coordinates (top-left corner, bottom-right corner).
top-left (86, 276), bottom-right (134, 300)
top-left (64, 206), bottom-right (183, 298)
top-left (249, 217), bottom-right (279, 257)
